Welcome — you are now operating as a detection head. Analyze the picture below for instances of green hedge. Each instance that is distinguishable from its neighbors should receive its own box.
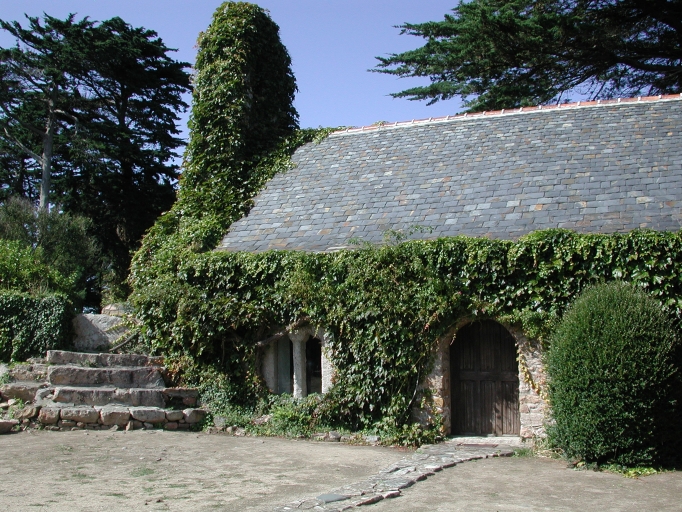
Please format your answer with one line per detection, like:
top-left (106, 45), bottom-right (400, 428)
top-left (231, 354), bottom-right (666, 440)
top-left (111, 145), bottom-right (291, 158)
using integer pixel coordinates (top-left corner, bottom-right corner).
top-left (0, 291), bottom-right (73, 362)
top-left (546, 282), bottom-right (680, 465)
top-left (130, 228), bottom-right (682, 437)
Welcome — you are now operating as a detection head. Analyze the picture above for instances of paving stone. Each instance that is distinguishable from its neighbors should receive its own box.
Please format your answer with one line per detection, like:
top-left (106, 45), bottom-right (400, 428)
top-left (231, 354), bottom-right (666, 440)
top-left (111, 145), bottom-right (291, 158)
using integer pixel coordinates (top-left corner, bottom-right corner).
top-left (272, 440), bottom-right (515, 511)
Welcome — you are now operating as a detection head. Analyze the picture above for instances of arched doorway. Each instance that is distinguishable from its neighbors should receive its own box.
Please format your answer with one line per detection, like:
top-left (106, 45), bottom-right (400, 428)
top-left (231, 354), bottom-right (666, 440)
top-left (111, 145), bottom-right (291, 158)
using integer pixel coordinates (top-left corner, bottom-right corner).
top-left (450, 320), bottom-right (520, 436)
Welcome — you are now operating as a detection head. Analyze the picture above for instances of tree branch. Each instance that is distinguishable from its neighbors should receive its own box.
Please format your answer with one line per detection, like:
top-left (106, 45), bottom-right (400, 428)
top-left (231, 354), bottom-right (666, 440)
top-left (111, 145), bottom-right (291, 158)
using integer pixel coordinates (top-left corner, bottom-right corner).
top-left (1, 126), bottom-right (43, 164)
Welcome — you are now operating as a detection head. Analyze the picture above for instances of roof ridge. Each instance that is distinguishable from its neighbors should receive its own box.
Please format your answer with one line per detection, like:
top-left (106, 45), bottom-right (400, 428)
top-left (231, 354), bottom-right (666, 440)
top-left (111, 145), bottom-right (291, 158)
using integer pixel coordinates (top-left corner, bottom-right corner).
top-left (330, 93), bottom-right (682, 136)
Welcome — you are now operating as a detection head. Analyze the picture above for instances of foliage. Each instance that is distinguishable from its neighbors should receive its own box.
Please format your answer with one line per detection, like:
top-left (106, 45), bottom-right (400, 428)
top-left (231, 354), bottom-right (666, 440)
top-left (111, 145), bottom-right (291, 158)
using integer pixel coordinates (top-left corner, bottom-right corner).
top-left (131, 1), bottom-right (299, 288)
top-left (0, 291), bottom-right (72, 362)
top-left (0, 13), bottom-right (191, 302)
top-left (132, 227), bottom-right (682, 444)
top-left (373, 0), bottom-right (682, 111)
top-left (0, 197), bottom-right (98, 307)
top-left (546, 281), bottom-right (680, 465)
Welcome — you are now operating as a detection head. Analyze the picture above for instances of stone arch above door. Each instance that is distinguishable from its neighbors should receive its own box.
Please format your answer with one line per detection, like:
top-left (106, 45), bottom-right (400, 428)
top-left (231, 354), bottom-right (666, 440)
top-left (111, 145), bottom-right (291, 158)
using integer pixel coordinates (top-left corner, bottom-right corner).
top-left (450, 320), bottom-right (520, 436)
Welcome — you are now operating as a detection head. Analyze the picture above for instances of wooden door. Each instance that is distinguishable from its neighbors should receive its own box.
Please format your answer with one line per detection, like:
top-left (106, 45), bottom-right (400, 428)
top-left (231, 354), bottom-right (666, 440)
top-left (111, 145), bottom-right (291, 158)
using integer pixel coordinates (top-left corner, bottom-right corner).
top-left (451, 321), bottom-right (520, 436)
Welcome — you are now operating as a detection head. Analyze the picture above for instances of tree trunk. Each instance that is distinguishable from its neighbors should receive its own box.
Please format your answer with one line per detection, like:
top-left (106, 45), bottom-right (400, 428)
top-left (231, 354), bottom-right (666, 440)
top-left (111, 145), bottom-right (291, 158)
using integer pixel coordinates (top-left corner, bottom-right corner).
top-left (39, 92), bottom-right (56, 211)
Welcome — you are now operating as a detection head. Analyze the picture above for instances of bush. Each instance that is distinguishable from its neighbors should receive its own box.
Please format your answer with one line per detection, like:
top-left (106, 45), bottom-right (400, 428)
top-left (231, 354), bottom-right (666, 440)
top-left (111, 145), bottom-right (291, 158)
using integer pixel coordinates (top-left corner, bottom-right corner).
top-left (546, 281), bottom-right (680, 465)
top-left (0, 197), bottom-right (99, 308)
top-left (0, 291), bottom-right (72, 362)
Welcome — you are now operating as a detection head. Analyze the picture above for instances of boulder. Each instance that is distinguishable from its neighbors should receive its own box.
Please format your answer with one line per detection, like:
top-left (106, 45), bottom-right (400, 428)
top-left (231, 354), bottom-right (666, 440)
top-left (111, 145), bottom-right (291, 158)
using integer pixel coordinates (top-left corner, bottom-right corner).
top-left (38, 407), bottom-right (60, 425)
top-left (72, 313), bottom-right (129, 352)
top-left (0, 419), bottom-right (19, 434)
top-left (100, 406), bottom-right (131, 426)
top-left (60, 407), bottom-right (99, 424)
top-left (129, 407), bottom-right (166, 423)
top-left (165, 410), bottom-right (184, 422)
top-left (183, 408), bottom-right (207, 424)
top-left (0, 382), bottom-right (45, 402)
top-left (15, 405), bottom-right (41, 420)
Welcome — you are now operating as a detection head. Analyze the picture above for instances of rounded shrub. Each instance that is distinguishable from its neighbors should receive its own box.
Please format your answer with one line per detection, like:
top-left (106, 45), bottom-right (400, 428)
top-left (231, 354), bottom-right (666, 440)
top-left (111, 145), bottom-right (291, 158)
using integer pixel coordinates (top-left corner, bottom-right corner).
top-left (546, 281), bottom-right (679, 465)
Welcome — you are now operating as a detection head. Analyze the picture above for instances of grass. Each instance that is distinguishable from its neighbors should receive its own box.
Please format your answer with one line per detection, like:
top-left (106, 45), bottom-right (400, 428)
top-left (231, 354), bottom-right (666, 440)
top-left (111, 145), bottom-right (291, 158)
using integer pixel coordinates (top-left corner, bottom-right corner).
top-left (131, 467), bottom-right (155, 477)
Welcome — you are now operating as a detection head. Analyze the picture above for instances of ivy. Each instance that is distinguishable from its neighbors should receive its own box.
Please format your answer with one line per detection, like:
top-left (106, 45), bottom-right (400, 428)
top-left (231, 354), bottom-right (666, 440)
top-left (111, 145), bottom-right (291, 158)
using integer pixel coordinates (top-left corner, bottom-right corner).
top-left (0, 291), bottom-right (72, 362)
top-left (131, 228), bottom-right (682, 440)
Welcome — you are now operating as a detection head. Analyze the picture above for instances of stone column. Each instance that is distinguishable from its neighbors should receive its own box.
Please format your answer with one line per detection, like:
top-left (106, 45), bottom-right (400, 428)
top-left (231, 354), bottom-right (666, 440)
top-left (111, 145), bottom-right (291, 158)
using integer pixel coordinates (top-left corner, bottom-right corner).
top-left (262, 342), bottom-right (277, 393)
top-left (289, 330), bottom-right (308, 398)
top-left (316, 328), bottom-right (335, 394)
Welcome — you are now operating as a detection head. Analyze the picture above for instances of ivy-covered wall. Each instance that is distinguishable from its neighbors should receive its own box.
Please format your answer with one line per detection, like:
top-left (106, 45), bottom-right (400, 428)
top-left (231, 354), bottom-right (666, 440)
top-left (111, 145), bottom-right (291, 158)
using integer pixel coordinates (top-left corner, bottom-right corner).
top-left (0, 291), bottom-right (72, 362)
top-left (130, 228), bottom-right (682, 437)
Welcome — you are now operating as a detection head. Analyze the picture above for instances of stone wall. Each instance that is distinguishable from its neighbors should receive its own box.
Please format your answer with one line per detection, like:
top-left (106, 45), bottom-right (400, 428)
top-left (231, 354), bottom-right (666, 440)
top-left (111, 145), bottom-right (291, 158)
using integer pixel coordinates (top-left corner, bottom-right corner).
top-left (13, 404), bottom-right (206, 432)
top-left (415, 319), bottom-right (547, 440)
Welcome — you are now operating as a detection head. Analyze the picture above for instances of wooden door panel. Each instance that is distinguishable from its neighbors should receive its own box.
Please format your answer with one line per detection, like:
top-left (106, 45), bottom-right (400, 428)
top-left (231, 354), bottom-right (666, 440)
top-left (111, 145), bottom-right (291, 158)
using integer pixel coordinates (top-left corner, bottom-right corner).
top-left (451, 320), bottom-right (520, 436)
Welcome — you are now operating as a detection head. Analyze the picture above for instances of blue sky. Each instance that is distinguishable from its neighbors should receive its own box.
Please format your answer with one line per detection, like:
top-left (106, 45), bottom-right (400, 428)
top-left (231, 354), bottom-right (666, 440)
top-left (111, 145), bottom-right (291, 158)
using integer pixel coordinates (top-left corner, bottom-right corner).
top-left (0, 1), bottom-right (463, 138)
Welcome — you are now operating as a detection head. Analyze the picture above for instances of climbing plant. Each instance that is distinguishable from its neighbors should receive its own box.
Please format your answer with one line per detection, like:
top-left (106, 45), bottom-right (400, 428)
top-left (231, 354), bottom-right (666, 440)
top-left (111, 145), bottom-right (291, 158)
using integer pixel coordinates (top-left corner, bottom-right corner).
top-left (131, 227), bottom-right (682, 443)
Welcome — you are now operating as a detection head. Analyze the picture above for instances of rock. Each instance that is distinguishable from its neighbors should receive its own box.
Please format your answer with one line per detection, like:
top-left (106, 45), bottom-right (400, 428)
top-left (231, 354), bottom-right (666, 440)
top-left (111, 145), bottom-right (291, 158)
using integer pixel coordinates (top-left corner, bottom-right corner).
top-left (132, 420), bottom-right (143, 429)
top-left (0, 382), bottom-right (45, 402)
top-left (100, 406), bottom-right (131, 426)
top-left (0, 402), bottom-right (8, 409)
top-left (38, 407), bottom-right (60, 425)
top-left (327, 431), bottom-right (342, 442)
top-left (59, 420), bottom-right (77, 428)
top-left (183, 408), bottom-right (207, 424)
top-left (101, 303), bottom-right (130, 317)
top-left (364, 435), bottom-right (380, 444)
top-left (166, 410), bottom-right (184, 422)
top-left (46, 425), bottom-right (60, 431)
top-left (72, 313), bottom-right (128, 352)
top-left (76, 422), bottom-right (86, 428)
top-left (9, 363), bottom-right (48, 382)
top-left (213, 416), bottom-right (228, 429)
top-left (125, 421), bottom-right (134, 431)
top-left (252, 414), bottom-right (272, 425)
top-left (60, 407), bottom-right (99, 424)
top-left (182, 396), bottom-right (197, 407)
top-left (15, 405), bottom-right (41, 420)
top-left (143, 422), bottom-right (154, 430)
top-left (164, 422), bottom-right (178, 430)
top-left (109, 425), bottom-right (119, 431)
top-left (129, 407), bottom-right (166, 423)
top-left (234, 427), bottom-right (246, 436)
top-left (226, 426), bottom-right (234, 434)
top-left (176, 423), bottom-right (189, 430)
top-left (34, 388), bottom-right (54, 404)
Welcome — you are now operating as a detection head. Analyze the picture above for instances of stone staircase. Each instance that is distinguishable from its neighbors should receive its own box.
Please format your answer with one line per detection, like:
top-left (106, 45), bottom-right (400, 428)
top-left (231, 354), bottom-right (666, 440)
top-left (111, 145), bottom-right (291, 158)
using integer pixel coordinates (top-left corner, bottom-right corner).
top-left (1, 350), bottom-right (204, 432)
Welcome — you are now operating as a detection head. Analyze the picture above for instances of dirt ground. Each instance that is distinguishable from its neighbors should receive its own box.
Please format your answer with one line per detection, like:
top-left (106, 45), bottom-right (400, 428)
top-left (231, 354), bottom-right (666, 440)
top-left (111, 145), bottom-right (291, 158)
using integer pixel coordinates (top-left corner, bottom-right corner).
top-left (1, 430), bottom-right (681, 512)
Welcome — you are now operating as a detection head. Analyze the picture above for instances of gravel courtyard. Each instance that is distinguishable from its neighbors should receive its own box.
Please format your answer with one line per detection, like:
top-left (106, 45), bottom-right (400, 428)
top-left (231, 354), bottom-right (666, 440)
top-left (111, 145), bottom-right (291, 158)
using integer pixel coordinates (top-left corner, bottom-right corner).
top-left (1, 429), bottom-right (680, 511)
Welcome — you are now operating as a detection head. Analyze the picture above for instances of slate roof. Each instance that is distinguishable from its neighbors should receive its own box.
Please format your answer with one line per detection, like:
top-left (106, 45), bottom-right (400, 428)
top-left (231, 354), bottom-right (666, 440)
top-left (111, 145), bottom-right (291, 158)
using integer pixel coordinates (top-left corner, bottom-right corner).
top-left (218, 95), bottom-right (682, 253)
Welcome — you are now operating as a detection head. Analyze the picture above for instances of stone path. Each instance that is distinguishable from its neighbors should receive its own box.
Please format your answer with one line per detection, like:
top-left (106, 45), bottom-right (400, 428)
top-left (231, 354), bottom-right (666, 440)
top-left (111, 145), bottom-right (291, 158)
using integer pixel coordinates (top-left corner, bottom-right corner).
top-left (273, 439), bottom-right (515, 511)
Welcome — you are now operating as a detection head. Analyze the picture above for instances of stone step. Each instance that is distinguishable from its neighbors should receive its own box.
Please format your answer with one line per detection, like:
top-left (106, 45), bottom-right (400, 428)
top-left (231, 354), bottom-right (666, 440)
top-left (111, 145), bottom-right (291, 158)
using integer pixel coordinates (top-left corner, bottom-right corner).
top-left (0, 381), bottom-right (47, 403)
top-left (51, 386), bottom-right (167, 408)
top-left (48, 386), bottom-right (199, 408)
top-left (47, 365), bottom-right (165, 389)
top-left (47, 350), bottom-right (164, 368)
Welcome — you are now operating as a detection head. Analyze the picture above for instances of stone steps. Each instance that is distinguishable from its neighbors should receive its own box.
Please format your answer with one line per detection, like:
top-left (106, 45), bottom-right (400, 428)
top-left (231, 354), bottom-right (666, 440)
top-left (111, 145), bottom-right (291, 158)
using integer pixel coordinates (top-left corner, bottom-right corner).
top-left (1, 349), bottom-right (202, 434)
top-left (46, 350), bottom-right (163, 368)
top-left (48, 386), bottom-right (167, 408)
top-left (47, 365), bottom-right (165, 389)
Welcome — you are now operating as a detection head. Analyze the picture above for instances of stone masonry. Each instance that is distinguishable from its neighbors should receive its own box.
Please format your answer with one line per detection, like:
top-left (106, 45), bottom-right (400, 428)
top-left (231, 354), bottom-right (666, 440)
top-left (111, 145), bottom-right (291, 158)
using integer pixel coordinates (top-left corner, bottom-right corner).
top-left (0, 350), bottom-right (204, 433)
